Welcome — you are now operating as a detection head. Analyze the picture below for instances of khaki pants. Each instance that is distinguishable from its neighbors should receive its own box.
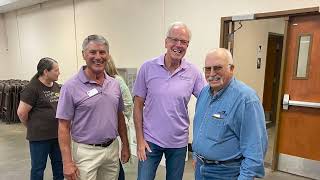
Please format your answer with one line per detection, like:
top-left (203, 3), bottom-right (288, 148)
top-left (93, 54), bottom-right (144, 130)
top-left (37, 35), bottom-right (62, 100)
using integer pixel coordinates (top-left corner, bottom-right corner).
top-left (72, 140), bottom-right (119, 180)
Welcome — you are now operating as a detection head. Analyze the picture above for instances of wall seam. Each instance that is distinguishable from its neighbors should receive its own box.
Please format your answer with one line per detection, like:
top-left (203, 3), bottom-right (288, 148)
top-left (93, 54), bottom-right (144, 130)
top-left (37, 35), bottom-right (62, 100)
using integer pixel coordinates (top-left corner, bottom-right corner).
top-left (73, 0), bottom-right (79, 70)
top-left (163, 0), bottom-right (165, 38)
top-left (1, 14), bottom-right (9, 52)
top-left (15, 10), bottom-right (22, 65)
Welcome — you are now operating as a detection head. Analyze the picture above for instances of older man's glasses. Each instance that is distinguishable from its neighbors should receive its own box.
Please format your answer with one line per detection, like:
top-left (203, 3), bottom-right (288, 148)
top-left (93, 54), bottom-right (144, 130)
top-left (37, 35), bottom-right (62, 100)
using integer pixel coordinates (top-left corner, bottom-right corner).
top-left (203, 64), bottom-right (232, 74)
top-left (167, 37), bottom-right (189, 46)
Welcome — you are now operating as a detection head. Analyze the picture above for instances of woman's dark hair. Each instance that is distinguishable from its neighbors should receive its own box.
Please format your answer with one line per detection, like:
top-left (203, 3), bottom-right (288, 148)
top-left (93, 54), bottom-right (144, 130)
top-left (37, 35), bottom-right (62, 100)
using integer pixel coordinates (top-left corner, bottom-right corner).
top-left (31, 57), bottom-right (58, 81)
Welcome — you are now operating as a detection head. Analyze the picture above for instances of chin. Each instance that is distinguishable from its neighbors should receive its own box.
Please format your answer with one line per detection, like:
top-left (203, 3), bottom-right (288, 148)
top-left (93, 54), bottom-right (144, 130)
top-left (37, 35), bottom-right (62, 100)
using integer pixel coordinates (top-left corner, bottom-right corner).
top-left (90, 66), bottom-right (104, 73)
top-left (173, 56), bottom-right (184, 62)
top-left (210, 83), bottom-right (221, 89)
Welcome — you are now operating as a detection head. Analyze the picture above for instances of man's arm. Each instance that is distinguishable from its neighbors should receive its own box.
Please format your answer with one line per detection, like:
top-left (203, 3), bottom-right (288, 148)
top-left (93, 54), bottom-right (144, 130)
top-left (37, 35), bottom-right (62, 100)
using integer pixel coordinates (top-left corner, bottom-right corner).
top-left (118, 111), bottom-right (130, 163)
top-left (133, 96), bottom-right (151, 161)
top-left (238, 101), bottom-right (268, 180)
top-left (17, 101), bottom-right (32, 127)
top-left (193, 68), bottom-right (206, 98)
top-left (58, 119), bottom-right (79, 180)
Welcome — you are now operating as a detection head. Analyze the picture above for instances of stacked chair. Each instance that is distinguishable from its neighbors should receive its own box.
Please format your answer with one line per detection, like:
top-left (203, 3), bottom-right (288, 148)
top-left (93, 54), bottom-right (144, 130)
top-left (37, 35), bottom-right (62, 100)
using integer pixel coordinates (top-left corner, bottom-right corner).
top-left (0, 79), bottom-right (29, 124)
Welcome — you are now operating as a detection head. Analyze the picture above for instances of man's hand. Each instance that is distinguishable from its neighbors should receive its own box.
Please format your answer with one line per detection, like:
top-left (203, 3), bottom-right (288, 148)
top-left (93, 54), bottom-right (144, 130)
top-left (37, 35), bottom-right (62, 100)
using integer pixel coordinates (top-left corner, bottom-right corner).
top-left (121, 144), bottom-right (130, 163)
top-left (192, 159), bottom-right (196, 170)
top-left (63, 161), bottom-right (80, 180)
top-left (17, 101), bottom-right (32, 127)
top-left (137, 138), bottom-right (152, 161)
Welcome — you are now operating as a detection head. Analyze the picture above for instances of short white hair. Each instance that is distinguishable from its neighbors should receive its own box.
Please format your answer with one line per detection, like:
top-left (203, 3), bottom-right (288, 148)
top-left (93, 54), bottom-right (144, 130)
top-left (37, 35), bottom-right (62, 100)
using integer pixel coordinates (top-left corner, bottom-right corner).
top-left (166, 22), bottom-right (192, 40)
top-left (207, 48), bottom-right (234, 64)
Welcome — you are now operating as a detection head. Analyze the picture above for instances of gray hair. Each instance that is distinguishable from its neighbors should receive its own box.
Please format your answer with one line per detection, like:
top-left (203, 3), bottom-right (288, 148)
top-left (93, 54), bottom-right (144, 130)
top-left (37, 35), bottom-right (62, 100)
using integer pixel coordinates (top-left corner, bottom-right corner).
top-left (166, 22), bottom-right (192, 40)
top-left (207, 48), bottom-right (234, 65)
top-left (82, 34), bottom-right (110, 52)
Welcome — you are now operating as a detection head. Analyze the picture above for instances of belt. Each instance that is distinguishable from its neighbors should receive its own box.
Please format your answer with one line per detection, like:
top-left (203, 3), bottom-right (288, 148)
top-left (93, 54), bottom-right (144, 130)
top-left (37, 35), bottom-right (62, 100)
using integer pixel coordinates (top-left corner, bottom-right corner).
top-left (88, 139), bottom-right (114, 148)
top-left (196, 154), bottom-right (243, 165)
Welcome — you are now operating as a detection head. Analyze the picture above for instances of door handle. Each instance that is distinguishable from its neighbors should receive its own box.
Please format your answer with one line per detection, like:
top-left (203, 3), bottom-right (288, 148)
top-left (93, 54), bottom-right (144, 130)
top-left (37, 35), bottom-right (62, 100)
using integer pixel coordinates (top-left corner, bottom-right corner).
top-left (282, 94), bottom-right (320, 110)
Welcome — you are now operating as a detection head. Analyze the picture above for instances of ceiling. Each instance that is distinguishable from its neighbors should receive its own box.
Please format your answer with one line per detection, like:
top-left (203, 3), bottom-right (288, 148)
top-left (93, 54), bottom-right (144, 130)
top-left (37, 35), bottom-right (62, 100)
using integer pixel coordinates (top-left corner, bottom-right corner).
top-left (0, 0), bottom-right (50, 13)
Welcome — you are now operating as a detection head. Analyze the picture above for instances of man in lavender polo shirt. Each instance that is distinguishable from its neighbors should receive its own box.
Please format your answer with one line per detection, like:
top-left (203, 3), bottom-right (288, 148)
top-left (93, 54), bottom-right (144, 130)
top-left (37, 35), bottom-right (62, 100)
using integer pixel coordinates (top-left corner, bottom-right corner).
top-left (133, 22), bottom-right (206, 180)
top-left (56, 35), bottom-right (130, 180)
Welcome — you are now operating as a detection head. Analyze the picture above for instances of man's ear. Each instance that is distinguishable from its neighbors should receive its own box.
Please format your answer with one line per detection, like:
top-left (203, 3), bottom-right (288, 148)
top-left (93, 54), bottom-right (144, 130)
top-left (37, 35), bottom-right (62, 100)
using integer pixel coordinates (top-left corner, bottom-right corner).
top-left (107, 54), bottom-right (111, 61)
top-left (165, 38), bottom-right (169, 49)
top-left (82, 50), bottom-right (85, 59)
top-left (230, 64), bottom-right (235, 72)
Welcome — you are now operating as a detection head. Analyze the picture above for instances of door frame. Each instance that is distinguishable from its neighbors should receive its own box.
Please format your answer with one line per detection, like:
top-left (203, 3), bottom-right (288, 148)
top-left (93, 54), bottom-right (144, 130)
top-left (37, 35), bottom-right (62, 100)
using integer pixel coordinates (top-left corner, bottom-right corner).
top-left (219, 7), bottom-right (320, 171)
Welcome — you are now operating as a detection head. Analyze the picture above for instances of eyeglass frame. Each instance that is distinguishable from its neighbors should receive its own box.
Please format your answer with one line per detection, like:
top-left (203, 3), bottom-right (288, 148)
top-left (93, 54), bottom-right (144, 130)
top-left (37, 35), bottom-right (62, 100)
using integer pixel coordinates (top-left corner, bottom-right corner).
top-left (166, 36), bottom-right (190, 46)
top-left (203, 64), bottom-right (233, 74)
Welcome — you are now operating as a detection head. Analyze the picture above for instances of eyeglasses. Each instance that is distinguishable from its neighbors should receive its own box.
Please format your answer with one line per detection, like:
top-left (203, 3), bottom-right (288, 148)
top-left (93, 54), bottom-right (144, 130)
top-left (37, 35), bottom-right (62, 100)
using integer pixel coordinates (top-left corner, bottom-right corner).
top-left (167, 37), bottom-right (189, 46)
top-left (203, 64), bottom-right (233, 74)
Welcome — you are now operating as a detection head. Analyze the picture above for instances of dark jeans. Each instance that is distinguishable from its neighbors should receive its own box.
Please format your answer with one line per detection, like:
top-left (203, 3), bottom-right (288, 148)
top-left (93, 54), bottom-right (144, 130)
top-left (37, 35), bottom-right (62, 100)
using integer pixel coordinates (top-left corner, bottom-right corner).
top-left (137, 141), bottom-right (187, 180)
top-left (119, 159), bottom-right (125, 180)
top-left (195, 157), bottom-right (241, 180)
top-left (29, 138), bottom-right (63, 180)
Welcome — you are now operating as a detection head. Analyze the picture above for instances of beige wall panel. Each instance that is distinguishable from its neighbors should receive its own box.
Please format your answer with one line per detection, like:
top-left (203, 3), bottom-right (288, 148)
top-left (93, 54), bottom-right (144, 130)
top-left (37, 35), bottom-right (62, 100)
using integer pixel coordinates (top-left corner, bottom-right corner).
top-left (0, 14), bottom-right (9, 78)
top-left (16, 0), bottom-right (77, 83)
top-left (74, 0), bottom-right (164, 69)
top-left (3, 11), bottom-right (21, 79)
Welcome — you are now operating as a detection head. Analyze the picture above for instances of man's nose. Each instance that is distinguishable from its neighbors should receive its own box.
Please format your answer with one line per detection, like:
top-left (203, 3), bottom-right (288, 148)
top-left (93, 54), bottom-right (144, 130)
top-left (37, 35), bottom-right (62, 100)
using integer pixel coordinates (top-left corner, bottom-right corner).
top-left (209, 67), bottom-right (216, 76)
top-left (176, 40), bottom-right (184, 46)
top-left (94, 52), bottom-right (103, 58)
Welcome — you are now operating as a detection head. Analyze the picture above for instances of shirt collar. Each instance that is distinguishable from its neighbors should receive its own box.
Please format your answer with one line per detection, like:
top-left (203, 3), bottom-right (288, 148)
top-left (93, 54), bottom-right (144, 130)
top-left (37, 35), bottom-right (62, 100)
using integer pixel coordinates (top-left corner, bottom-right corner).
top-left (78, 66), bottom-right (109, 84)
top-left (209, 77), bottom-right (235, 99)
top-left (156, 54), bottom-right (188, 69)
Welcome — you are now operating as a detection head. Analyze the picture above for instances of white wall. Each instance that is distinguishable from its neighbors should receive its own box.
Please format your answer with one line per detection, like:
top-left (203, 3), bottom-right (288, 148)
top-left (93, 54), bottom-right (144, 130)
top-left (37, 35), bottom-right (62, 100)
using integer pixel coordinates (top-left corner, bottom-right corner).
top-left (73, 0), bottom-right (164, 68)
top-left (4, 0), bottom-right (77, 82)
top-left (0, 14), bottom-right (9, 79)
top-left (233, 18), bottom-right (286, 100)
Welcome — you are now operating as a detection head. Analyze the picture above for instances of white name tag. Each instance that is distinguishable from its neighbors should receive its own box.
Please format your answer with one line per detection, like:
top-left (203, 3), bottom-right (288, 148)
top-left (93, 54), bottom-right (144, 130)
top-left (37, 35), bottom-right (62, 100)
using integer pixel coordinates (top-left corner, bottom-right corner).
top-left (212, 113), bottom-right (221, 119)
top-left (87, 88), bottom-right (98, 97)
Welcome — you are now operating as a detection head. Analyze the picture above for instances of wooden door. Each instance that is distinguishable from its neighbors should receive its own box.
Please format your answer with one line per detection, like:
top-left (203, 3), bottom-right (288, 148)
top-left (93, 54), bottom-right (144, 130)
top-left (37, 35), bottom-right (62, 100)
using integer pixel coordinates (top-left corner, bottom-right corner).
top-left (277, 14), bottom-right (320, 179)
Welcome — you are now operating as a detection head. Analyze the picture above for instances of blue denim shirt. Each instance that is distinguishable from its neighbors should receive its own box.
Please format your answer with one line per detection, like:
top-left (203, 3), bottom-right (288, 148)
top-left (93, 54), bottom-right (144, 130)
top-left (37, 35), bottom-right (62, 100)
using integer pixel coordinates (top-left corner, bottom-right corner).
top-left (192, 77), bottom-right (268, 179)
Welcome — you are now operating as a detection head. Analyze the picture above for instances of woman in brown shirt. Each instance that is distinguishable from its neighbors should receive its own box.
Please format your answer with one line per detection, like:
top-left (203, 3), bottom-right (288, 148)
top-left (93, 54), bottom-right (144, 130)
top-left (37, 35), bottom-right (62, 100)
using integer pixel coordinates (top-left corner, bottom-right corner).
top-left (17, 57), bottom-right (63, 180)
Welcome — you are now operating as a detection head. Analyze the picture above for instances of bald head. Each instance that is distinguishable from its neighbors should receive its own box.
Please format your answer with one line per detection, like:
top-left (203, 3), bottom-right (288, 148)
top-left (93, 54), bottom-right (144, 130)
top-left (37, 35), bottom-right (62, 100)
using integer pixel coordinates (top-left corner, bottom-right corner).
top-left (205, 48), bottom-right (233, 65)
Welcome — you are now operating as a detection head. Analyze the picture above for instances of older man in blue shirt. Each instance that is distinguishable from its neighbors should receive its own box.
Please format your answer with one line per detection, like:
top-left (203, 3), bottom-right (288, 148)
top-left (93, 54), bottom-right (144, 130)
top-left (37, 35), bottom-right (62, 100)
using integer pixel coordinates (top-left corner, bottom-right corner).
top-left (192, 48), bottom-right (268, 180)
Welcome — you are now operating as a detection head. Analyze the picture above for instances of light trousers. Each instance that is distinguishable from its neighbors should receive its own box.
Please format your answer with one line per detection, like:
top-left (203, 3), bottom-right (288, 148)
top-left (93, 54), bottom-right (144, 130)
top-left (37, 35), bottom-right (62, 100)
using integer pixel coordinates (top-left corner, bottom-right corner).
top-left (72, 140), bottom-right (119, 180)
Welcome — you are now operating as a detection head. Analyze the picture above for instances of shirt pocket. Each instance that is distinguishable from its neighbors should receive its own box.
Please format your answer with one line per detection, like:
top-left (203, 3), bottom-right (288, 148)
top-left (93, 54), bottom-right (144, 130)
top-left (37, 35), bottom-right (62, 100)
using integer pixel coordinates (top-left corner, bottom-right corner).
top-left (205, 117), bottom-right (228, 142)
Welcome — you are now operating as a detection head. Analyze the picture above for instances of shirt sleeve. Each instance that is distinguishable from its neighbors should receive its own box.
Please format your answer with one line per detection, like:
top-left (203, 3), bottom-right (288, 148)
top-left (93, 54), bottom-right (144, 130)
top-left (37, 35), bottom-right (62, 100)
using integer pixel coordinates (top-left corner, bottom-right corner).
top-left (192, 70), bottom-right (206, 98)
top-left (20, 85), bottom-right (37, 107)
top-left (56, 84), bottom-right (75, 121)
top-left (132, 63), bottom-right (147, 99)
top-left (237, 100), bottom-right (268, 180)
top-left (116, 76), bottom-right (133, 120)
